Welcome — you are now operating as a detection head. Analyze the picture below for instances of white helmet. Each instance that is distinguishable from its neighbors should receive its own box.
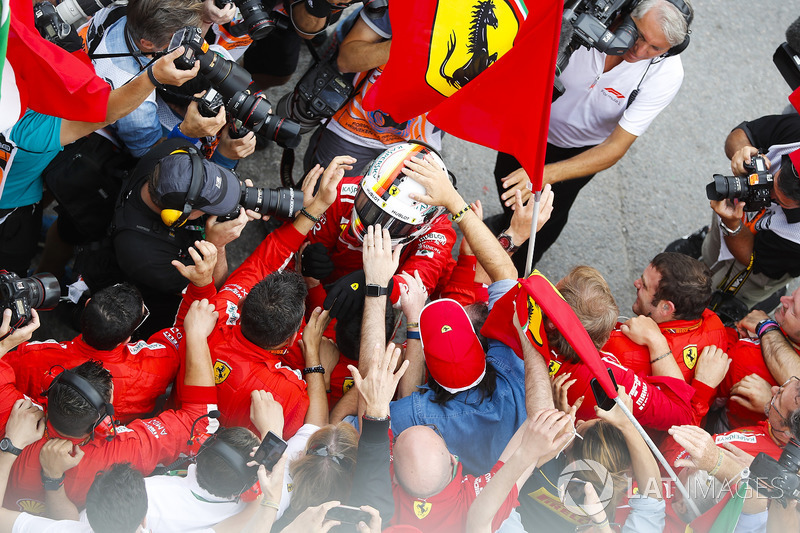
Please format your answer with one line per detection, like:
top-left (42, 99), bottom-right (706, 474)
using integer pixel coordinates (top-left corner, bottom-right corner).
top-left (351, 142), bottom-right (450, 247)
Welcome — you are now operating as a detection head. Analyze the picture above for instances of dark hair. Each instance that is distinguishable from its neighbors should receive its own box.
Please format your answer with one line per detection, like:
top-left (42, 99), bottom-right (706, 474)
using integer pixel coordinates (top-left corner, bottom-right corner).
top-left (427, 361), bottom-right (497, 404)
top-left (126, 0), bottom-right (203, 48)
top-left (574, 421), bottom-right (632, 522)
top-left (465, 302), bottom-right (490, 352)
top-left (335, 297), bottom-right (395, 361)
top-left (241, 270), bottom-right (308, 349)
top-left (81, 283), bottom-right (144, 350)
top-left (196, 427), bottom-right (260, 499)
top-left (47, 360), bottom-right (112, 438)
top-left (778, 155), bottom-right (800, 205)
top-left (650, 252), bottom-right (712, 320)
top-left (86, 463), bottom-right (148, 533)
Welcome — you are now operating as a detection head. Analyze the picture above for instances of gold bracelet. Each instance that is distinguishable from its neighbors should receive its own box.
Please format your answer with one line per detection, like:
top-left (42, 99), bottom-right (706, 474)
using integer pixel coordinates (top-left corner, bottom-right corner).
top-left (450, 204), bottom-right (471, 223)
top-left (260, 499), bottom-right (280, 510)
top-left (708, 449), bottom-right (724, 477)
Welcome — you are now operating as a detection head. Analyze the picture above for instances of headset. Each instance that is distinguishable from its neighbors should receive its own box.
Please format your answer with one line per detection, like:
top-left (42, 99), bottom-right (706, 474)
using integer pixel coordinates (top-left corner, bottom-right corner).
top-left (196, 434), bottom-right (260, 498)
top-left (628, 0), bottom-right (693, 57)
top-left (158, 144), bottom-right (206, 229)
top-left (44, 368), bottom-right (117, 441)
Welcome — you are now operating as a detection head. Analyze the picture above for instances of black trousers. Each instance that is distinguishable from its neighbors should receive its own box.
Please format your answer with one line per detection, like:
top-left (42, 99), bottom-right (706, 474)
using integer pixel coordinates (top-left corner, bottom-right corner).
top-left (493, 144), bottom-right (596, 276)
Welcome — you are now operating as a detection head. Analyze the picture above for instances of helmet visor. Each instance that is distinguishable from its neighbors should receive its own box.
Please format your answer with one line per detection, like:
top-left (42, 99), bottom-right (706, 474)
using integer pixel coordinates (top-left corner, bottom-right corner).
top-left (352, 188), bottom-right (420, 244)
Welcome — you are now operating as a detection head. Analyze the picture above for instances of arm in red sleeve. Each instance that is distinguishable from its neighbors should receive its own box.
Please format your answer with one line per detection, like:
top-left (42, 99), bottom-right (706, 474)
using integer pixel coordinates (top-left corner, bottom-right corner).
top-left (174, 282), bottom-right (218, 329)
top-left (689, 380), bottom-right (717, 424)
top-left (610, 363), bottom-right (696, 431)
top-left (391, 218), bottom-right (457, 303)
top-left (439, 255), bottom-right (479, 306)
top-left (0, 361), bottom-right (24, 438)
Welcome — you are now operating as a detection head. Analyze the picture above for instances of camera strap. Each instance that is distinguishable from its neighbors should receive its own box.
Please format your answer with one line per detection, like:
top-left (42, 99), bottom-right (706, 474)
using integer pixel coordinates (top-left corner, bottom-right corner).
top-left (711, 252), bottom-right (755, 307)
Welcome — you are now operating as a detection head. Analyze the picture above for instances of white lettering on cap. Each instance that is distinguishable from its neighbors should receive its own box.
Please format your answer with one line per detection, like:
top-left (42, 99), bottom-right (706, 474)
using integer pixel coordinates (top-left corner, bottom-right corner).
top-left (215, 176), bottom-right (222, 189)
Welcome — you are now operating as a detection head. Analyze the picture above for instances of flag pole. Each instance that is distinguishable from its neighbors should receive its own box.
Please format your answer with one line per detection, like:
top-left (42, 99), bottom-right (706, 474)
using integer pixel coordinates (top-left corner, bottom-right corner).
top-left (614, 397), bottom-right (702, 519)
top-left (524, 189), bottom-right (541, 277)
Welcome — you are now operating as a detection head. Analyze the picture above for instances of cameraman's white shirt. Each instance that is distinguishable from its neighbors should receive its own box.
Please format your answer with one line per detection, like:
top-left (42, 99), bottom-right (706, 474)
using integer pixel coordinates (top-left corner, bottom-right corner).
top-left (12, 513), bottom-right (91, 533)
top-left (549, 46), bottom-right (683, 148)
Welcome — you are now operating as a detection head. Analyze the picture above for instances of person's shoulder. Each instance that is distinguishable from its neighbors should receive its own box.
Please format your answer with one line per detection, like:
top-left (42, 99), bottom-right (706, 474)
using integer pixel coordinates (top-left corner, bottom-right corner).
top-left (648, 55), bottom-right (684, 81)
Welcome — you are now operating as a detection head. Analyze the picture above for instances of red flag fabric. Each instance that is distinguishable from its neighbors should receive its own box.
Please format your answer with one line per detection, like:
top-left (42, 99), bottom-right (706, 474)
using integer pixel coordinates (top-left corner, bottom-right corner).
top-left (426, 2), bottom-right (561, 191)
top-left (362, 0), bottom-right (530, 123)
top-left (6, 0), bottom-right (109, 123)
top-left (481, 271), bottom-right (619, 400)
top-left (791, 86), bottom-right (800, 114)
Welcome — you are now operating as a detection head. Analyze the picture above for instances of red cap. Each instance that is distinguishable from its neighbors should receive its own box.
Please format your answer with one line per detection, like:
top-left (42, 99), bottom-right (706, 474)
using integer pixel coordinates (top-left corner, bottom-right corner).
top-left (419, 299), bottom-right (486, 394)
top-left (789, 148), bottom-right (800, 177)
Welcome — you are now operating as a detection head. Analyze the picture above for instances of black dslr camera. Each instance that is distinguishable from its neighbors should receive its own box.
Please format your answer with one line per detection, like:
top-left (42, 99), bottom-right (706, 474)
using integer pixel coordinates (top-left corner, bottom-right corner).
top-left (169, 27), bottom-right (301, 149)
top-left (554, 0), bottom-right (638, 100)
top-left (275, 60), bottom-right (354, 134)
top-left (33, 1), bottom-right (86, 52)
top-left (0, 271), bottom-right (60, 329)
top-left (748, 437), bottom-right (800, 505)
top-left (213, 0), bottom-right (288, 40)
top-left (706, 155), bottom-right (774, 212)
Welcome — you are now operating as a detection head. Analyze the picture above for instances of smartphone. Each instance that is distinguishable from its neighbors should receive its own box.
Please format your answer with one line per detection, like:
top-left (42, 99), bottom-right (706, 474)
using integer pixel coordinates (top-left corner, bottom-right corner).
top-left (252, 431), bottom-right (287, 470)
top-left (590, 368), bottom-right (618, 411)
top-left (325, 505), bottom-right (372, 524)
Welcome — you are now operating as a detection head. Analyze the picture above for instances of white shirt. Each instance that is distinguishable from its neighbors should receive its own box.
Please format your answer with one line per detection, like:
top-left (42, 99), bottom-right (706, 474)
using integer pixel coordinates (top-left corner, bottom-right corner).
top-left (12, 513), bottom-right (92, 533)
top-left (278, 423), bottom-right (319, 518)
top-left (548, 47), bottom-right (684, 148)
top-left (144, 464), bottom-right (245, 533)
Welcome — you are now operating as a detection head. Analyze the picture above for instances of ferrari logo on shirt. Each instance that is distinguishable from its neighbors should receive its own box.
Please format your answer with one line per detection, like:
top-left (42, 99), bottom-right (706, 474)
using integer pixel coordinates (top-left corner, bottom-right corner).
top-left (683, 346), bottom-right (698, 370)
top-left (214, 361), bottom-right (232, 384)
top-left (548, 360), bottom-right (561, 376)
top-left (441, 325), bottom-right (452, 333)
top-left (425, 0), bottom-right (520, 97)
top-left (414, 500), bottom-right (432, 519)
top-left (351, 282), bottom-right (360, 291)
top-left (343, 377), bottom-right (355, 394)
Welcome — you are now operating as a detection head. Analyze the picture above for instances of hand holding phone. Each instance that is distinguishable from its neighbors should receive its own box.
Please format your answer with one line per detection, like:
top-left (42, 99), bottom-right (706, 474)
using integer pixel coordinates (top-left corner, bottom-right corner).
top-left (324, 505), bottom-right (373, 524)
top-left (252, 431), bottom-right (288, 470)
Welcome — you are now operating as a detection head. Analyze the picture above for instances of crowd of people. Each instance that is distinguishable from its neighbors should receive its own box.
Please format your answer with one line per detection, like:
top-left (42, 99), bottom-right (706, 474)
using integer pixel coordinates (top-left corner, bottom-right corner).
top-left (0, 0), bottom-right (799, 531)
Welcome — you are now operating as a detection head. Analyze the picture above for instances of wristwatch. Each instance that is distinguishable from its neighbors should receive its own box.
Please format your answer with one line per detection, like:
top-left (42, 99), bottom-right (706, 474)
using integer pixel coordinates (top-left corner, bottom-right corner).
top-left (0, 437), bottom-right (22, 456)
top-left (365, 284), bottom-right (389, 297)
top-left (497, 232), bottom-right (519, 253)
top-left (719, 220), bottom-right (743, 237)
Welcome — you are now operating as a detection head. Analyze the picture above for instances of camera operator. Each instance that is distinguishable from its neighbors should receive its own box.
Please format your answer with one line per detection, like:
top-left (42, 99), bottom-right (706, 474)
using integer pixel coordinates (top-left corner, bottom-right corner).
top-left (110, 141), bottom-right (264, 336)
top-left (0, 47), bottom-right (198, 278)
top-left (493, 0), bottom-right (692, 275)
top-left (85, 0), bottom-right (228, 158)
top-left (303, 5), bottom-right (443, 176)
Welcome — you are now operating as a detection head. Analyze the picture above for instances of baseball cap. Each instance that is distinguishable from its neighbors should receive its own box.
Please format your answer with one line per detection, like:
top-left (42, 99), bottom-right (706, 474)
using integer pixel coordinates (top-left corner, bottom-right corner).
top-left (153, 153), bottom-right (242, 216)
top-left (419, 299), bottom-right (486, 394)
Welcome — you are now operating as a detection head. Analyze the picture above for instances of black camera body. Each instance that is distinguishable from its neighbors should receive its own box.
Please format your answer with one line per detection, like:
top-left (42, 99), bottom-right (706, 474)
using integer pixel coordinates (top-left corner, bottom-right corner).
top-left (218, 184), bottom-right (302, 221)
top-left (748, 438), bottom-right (800, 505)
top-left (706, 155), bottom-right (774, 212)
top-left (276, 60), bottom-right (354, 134)
top-left (197, 88), bottom-right (226, 118)
top-left (169, 27), bottom-right (301, 149)
top-left (33, 1), bottom-right (85, 52)
top-left (0, 271), bottom-right (60, 329)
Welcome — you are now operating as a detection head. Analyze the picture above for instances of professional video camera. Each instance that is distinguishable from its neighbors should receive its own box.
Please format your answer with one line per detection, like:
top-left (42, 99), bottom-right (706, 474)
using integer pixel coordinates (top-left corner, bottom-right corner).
top-left (748, 437), bottom-right (800, 505)
top-left (213, 0), bottom-right (288, 40)
top-left (275, 60), bottom-right (353, 134)
top-left (169, 27), bottom-right (301, 149)
top-left (553, 0), bottom-right (638, 100)
top-left (0, 271), bottom-right (60, 330)
top-left (706, 155), bottom-right (774, 212)
top-left (33, 0), bottom-right (118, 50)
top-left (773, 16), bottom-right (800, 90)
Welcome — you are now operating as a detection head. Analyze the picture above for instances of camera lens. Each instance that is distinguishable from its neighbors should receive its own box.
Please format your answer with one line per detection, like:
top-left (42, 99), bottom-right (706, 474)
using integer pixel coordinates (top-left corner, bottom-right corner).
top-left (275, 92), bottom-right (320, 134)
top-left (780, 438), bottom-right (800, 475)
top-left (237, 0), bottom-right (275, 40)
top-left (27, 273), bottom-right (61, 310)
top-left (706, 174), bottom-right (747, 201)
top-left (228, 92), bottom-right (271, 131)
top-left (264, 187), bottom-right (303, 218)
top-left (261, 114), bottom-right (302, 149)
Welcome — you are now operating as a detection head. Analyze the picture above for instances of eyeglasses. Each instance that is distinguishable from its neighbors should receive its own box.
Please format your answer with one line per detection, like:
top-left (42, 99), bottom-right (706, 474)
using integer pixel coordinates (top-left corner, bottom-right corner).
top-left (133, 303), bottom-right (150, 333)
top-left (768, 376), bottom-right (799, 436)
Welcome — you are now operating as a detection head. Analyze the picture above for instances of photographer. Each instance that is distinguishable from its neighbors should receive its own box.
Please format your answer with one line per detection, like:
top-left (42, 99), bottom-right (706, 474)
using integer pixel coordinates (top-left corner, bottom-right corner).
top-left (493, 0), bottom-right (692, 274)
top-left (0, 46), bottom-right (199, 278)
top-left (86, 0), bottom-right (227, 157)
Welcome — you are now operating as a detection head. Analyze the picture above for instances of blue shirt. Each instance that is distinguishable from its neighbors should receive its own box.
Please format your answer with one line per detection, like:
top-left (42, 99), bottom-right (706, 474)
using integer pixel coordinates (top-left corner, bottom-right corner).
top-left (0, 111), bottom-right (62, 209)
top-left (390, 279), bottom-right (526, 476)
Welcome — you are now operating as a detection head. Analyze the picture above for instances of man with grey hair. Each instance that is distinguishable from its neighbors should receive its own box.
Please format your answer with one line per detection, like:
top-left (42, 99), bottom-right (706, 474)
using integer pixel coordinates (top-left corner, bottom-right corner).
top-left (491, 0), bottom-right (693, 274)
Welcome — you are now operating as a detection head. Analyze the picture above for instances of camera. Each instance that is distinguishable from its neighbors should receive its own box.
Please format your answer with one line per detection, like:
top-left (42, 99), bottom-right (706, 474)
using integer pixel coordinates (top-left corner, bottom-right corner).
top-left (748, 437), bottom-right (800, 504)
top-left (213, 0), bottom-right (287, 40)
top-left (554, 0), bottom-right (638, 100)
top-left (218, 184), bottom-right (303, 221)
top-left (169, 27), bottom-right (301, 149)
top-left (275, 60), bottom-right (353, 134)
top-left (33, 1), bottom-right (87, 51)
top-left (706, 155), bottom-right (774, 212)
top-left (0, 271), bottom-right (60, 329)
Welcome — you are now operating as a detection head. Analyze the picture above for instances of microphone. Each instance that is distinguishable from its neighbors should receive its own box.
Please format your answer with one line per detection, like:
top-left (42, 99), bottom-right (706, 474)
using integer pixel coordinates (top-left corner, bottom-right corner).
top-left (186, 410), bottom-right (221, 446)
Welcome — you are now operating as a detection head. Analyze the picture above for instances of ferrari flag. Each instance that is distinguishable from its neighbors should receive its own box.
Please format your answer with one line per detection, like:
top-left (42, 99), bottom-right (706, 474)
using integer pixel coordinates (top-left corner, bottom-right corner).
top-left (481, 271), bottom-right (619, 400)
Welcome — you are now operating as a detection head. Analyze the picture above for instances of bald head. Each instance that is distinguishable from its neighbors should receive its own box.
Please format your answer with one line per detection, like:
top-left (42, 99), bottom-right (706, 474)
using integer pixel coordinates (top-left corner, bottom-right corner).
top-left (393, 426), bottom-right (453, 498)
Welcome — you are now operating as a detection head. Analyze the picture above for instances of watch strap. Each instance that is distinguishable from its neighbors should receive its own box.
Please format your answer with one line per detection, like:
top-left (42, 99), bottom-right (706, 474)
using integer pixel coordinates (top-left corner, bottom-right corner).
top-left (41, 470), bottom-right (65, 491)
top-left (0, 437), bottom-right (21, 456)
top-left (365, 284), bottom-right (388, 297)
top-left (303, 365), bottom-right (325, 375)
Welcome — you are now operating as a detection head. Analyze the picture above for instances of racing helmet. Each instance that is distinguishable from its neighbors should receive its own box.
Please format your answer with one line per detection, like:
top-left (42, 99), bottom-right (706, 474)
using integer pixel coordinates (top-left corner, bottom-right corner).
top-left (351, 142), bottom-right (450, 247)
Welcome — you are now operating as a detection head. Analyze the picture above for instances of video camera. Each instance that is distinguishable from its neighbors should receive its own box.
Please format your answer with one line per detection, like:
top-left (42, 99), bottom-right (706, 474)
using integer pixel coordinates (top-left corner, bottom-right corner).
top-left (553, 0), bottom-right (638, 100)
top-left (748, 437), bottom-right (800, 505)
top-left (773, 16), bottom-right (800, 90)
top-left (168, 27), bottom-right (301, 149)
top-left (213, 0), bottom-right (288, 40)
top-left (0, 271), bottom-right (60, 330)
top-left (706, 155), bottom-right (774, 212)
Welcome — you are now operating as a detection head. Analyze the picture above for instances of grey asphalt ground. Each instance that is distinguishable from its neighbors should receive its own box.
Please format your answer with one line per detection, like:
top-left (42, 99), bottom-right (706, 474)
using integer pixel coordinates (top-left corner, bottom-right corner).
top-left (30, 0), bottom-right (800, 340)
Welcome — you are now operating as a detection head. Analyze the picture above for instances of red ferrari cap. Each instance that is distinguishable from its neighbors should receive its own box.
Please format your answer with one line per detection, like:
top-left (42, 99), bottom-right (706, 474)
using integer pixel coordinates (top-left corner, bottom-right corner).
top-left (419, 299), bottom-right (486, 394)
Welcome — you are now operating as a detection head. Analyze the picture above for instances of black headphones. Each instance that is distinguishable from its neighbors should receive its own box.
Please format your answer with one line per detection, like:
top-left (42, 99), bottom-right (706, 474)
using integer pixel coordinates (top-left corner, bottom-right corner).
top-left (159, 144), bottom-right (205, 229)
top-left (45, 368), bottom-right (116, 441)
top-left (196, 435), bottom-right (259, 497)
top-left (627, 0), bottom-right (693, 57)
